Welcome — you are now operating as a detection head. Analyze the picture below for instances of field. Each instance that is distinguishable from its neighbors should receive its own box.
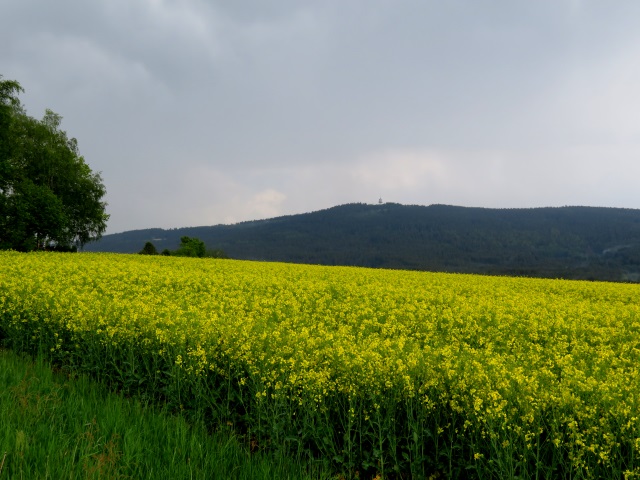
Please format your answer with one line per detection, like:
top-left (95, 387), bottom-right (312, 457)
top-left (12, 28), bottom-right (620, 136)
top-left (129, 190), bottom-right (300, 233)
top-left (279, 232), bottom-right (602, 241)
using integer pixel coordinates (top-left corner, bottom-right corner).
top-left (1, 251), bottom-right (640, 478)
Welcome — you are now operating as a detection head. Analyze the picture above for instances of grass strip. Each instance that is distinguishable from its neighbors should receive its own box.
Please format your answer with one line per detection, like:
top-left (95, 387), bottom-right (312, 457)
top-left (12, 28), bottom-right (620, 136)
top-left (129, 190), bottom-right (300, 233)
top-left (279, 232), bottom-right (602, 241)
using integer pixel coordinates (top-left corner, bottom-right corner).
top-left (0, 348), bottom-right (333, 480)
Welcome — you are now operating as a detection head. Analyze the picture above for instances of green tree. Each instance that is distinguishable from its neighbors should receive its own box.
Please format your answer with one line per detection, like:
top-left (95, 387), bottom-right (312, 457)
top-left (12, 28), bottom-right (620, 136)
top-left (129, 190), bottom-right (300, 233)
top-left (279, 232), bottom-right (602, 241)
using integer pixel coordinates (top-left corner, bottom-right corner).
top-left (0, 76), bottom-right (109, 251)
top-left (139, 241), bottom-right (158, 255)
top-left (174, 236), bottom-right (206, 258)
top-left (2, 179), bottom-right (66, 251)
top-left (0, 76), bottom-right (23, 197)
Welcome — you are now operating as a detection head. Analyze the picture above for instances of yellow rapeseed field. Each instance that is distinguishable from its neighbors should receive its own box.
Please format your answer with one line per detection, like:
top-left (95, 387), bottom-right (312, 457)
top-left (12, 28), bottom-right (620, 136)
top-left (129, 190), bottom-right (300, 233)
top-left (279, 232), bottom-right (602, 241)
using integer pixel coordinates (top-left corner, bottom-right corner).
top-left (1, 251), bottom-right (639, 477)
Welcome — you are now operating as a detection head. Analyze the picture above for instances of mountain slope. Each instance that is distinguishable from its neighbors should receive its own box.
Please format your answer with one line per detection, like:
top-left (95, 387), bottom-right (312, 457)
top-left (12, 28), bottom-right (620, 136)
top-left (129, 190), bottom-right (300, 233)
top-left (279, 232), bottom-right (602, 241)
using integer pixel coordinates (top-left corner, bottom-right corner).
top-left (84, 203), bottom-right (640, 282)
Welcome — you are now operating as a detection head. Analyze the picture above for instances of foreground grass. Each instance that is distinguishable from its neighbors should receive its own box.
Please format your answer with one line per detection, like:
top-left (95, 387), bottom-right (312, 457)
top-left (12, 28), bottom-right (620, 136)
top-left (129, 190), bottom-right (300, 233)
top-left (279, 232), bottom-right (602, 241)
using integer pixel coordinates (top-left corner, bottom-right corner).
top-left (0, 348), bottom-right (333, 480)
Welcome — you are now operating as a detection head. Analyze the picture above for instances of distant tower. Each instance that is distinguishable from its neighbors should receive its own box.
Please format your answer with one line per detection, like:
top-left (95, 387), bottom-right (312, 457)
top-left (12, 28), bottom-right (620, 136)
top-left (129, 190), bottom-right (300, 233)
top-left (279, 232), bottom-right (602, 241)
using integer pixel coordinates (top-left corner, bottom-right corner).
top-left (378, 197), bottom-right (383, 204)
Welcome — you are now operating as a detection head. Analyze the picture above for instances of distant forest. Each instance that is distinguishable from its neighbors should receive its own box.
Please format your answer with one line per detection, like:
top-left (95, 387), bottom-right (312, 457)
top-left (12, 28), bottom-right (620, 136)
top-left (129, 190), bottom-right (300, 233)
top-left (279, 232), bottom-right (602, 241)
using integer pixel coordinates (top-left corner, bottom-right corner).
top-left (84, 203), bottom-right (640, 283)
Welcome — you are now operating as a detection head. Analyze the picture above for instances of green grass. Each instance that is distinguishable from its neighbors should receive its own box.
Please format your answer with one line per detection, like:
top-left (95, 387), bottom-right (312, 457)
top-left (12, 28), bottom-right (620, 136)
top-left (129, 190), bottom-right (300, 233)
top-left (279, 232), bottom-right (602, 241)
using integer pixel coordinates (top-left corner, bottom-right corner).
top-left (0, 348), bottom-right (334, 480)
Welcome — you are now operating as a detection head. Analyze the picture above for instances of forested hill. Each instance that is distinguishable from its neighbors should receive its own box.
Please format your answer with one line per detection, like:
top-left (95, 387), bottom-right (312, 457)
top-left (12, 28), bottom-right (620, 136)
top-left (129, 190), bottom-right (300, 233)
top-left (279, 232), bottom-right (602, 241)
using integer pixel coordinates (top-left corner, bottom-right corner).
top-left (84, 203), bottom-right (640, 282)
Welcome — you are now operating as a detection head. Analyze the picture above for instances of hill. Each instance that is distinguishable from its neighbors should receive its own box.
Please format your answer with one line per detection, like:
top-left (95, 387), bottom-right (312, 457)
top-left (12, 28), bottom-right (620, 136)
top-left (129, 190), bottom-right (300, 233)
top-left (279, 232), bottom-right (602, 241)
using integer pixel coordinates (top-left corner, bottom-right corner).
top-left (84, 203), bottom-right (640, 282)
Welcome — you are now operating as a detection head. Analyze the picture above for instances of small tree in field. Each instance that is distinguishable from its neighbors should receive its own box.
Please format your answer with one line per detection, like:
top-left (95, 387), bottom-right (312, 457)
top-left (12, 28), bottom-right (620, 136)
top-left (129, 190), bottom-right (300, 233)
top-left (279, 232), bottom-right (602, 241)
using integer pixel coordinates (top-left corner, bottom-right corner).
top-left (139, 241), bottom-right (158, 255)
top-left (174, 236), bottom-right (206, 258)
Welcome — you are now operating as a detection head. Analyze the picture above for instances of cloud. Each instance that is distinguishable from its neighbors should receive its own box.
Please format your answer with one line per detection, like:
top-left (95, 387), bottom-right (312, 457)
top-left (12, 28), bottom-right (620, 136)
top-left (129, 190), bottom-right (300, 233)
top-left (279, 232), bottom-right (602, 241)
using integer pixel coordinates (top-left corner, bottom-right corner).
top-left (352, 150), bottom-right (450, 191)
top-left (2, 0), bottom-right (640, 234)
top-left (248, 189), bottom-right (288, 220)
top-left (113, 164), bottom-right (289, 231)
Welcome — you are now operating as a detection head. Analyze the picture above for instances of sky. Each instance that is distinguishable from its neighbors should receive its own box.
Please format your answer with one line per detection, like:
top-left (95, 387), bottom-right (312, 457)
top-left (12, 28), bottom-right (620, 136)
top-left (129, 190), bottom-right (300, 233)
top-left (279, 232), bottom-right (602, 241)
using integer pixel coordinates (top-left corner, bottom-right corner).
top-left (2, 0), bottom-right (640, 234)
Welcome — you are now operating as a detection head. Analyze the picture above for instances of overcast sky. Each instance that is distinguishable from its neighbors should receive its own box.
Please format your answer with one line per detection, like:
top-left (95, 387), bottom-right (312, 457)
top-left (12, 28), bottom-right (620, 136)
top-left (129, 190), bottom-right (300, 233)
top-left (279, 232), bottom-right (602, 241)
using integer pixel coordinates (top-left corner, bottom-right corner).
top-left (2, 0), bottom-right (640, 234)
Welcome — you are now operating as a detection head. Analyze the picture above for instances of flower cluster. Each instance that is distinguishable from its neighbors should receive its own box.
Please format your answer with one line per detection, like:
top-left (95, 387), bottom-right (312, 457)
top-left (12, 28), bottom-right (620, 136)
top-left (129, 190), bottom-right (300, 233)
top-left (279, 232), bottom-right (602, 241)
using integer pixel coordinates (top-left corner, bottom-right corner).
top-left (1, 251), bottom-right (639, 477)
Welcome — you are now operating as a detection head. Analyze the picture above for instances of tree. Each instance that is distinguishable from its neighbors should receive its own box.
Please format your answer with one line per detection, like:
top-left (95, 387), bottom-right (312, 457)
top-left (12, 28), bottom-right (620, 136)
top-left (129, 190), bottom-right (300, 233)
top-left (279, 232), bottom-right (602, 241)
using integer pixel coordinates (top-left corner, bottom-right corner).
top-left (139, 241), bottom-right (158, 255)
top-left (0, 76), bottom-right (109, 251)
top-left (0, 76), bottom-right (23, 194)
top-left (174, 236), bottom-right (206, 258)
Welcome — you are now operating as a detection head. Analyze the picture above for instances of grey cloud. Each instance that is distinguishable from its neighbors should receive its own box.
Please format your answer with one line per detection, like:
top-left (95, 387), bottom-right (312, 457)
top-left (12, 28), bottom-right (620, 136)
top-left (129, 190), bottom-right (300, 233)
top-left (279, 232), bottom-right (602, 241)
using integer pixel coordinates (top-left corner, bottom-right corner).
top-left (2, 0), bottom-right (639, 233)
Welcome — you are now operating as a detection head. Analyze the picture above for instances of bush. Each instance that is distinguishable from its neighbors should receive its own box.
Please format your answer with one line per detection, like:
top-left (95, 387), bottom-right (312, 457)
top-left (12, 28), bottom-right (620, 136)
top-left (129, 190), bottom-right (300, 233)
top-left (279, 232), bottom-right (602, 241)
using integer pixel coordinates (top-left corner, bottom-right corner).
top-left (139, 241), bottom-right (158, 255)
top-left (174, 237), bottom-right (206, 258)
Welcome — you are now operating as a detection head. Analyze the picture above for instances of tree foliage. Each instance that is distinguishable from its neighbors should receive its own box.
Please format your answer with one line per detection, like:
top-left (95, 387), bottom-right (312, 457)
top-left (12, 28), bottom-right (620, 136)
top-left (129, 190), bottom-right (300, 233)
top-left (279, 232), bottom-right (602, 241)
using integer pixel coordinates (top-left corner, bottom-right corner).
top-left (174, 236), bottom-right (206, 258)
top-left (0, 75), bottom-right (109, 251)
top-left (139, 241), bottom-right (158, 255)
top-left (141, 237), bottom-right (227, 259)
